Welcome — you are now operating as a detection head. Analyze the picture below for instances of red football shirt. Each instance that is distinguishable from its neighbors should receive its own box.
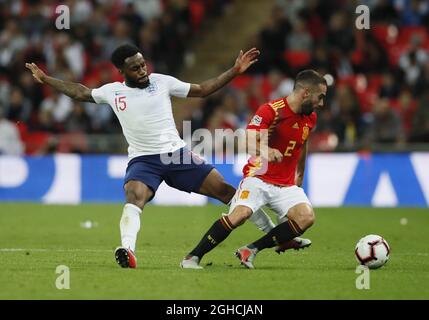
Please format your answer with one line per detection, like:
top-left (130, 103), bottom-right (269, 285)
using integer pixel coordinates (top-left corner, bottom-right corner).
top-left (243, 97), bottom-right (317, 186)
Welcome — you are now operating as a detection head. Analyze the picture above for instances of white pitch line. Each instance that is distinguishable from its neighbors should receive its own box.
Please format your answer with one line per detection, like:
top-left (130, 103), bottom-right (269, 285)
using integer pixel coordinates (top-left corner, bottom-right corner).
top-left (2, 249), bottom-right (427, 257)
top-left (0, 248), bottom-right (113, 252)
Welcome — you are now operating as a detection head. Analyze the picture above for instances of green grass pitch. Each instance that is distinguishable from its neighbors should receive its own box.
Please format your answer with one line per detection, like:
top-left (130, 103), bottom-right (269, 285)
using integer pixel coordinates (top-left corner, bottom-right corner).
top-left (0, 203), bottom-right (428, 299)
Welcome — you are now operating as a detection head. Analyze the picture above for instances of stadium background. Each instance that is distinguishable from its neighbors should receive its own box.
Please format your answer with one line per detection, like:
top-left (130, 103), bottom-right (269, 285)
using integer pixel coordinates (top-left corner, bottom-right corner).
top-left (0, 0), bottom-right (429, 300)
top-left (0, 0), bottom-right (428, 206)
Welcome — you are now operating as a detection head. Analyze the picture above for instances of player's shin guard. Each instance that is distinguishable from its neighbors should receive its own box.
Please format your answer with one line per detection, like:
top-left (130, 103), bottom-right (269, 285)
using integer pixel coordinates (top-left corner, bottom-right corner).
top-left (189, 215), bottom-right (235, 260)
top-left (119, 203), bottom-right (142, 252)
top-left (250, 219), bottom-right (303, 252)
top-left (248, 208), bottom-right (276, 233)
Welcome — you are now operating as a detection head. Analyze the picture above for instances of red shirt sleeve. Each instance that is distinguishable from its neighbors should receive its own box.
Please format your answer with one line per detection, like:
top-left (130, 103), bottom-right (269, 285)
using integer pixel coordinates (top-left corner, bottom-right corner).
top-left (247, 104), bottom-right (276, 130)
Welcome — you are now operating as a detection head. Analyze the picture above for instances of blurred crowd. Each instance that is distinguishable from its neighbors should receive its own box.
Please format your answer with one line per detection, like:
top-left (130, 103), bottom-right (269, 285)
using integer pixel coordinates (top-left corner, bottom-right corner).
top-left (192, 0), bottom-right (429, 153)
top-left (0, 0), bottom-right (429, 155)
top-left (0, 0), bottom-right (231, 154)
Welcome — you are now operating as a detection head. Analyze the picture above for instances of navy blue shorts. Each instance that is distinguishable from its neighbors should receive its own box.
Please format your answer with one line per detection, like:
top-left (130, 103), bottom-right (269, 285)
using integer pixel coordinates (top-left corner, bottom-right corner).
top-left (124, 147), bottom-right (214, 200)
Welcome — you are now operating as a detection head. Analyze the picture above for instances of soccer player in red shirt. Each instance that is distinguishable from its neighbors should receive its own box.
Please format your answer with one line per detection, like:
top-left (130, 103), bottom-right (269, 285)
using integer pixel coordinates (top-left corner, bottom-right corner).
top-left (181, 70), bottom-right (328, 269)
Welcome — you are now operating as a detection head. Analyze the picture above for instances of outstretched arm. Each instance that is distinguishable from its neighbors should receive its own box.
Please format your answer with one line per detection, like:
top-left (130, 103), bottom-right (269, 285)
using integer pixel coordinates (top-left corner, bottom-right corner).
top-left (187, 48), bottom-right (259, 98)
top-left (25, 63), bottom-right (95, 103)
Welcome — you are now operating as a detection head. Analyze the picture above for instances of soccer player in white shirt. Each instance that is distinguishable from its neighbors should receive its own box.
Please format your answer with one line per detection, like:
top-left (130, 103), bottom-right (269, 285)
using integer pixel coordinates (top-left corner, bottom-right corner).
top-left (25, 44), bottom-right (308, 269)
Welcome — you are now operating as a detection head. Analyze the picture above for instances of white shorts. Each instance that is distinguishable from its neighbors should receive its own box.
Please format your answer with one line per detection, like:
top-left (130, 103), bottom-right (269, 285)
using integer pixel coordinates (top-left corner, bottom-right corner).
top-left (228, 176), bottom-right (312, 220)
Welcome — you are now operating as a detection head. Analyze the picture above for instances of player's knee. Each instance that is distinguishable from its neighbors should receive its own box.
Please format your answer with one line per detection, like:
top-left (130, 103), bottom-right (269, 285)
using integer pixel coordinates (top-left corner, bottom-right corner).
top-left (297, 208), bottom-right (315, 230)
top-left (288, 204), bottom-right (315, 231)
top-left (125, 189), bottom-right (144, 208)
top-left (124, 184), bottom-right (149, 209)
top-left (305, 210), bottom-right (316, 227)
top-left (229, 206), bottom-right (252, 227)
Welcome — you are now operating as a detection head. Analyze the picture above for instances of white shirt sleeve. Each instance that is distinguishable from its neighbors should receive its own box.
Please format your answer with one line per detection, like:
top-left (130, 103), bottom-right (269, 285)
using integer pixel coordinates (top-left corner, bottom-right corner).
top-left (91, 84), bottom-right (109, 104)
top-left (163, 75), bottom-right (191, 98)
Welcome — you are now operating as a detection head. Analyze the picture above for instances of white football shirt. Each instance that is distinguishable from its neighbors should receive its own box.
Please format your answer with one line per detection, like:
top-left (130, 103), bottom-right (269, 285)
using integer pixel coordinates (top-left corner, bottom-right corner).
top-left (91, 73), bottom-right (191, 159)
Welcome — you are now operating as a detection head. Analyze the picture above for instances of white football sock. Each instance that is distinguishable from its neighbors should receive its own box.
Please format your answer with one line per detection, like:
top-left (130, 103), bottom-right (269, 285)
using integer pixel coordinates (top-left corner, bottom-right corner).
top-left (119, 203), bottom-right (142, 252)
top-left (248, 208), bottom-right (276, 233)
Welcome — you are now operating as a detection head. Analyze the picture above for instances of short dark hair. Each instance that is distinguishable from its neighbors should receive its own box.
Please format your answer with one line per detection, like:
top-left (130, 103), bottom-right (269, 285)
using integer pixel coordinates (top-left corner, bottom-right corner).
top-left (293, 69), bottom-right (327, 90)
top-left (111, 44), bottom-right (141, 69)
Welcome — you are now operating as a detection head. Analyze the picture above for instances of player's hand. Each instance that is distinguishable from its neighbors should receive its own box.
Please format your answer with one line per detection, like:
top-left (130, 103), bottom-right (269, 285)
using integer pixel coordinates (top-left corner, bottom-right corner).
top-left (268, 148), bottom-right (283, 163)
top-left (25, 62), bottom-right (47, 84)
top-left (234, 48), bottom-right (260, 74)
